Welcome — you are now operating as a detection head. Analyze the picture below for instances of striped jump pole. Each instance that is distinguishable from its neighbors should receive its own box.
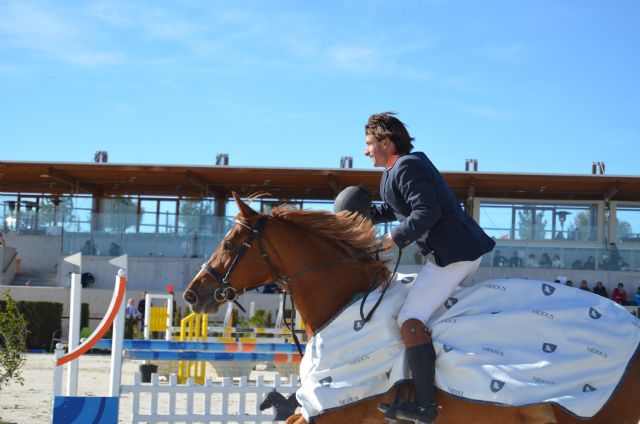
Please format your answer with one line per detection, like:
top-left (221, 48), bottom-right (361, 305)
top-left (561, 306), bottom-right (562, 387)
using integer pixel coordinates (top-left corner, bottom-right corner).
top-left (208, 326), bottom-right (306, 335)
top-left (94, 339), bottom-right (304, 353)
top-left (124, 349), bottom-right (302, 363)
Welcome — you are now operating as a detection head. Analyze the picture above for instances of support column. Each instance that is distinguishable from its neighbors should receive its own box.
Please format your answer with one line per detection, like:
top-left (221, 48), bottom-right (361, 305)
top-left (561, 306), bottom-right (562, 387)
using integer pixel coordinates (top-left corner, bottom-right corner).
top-left (214, 194), bottom-right (228, 237)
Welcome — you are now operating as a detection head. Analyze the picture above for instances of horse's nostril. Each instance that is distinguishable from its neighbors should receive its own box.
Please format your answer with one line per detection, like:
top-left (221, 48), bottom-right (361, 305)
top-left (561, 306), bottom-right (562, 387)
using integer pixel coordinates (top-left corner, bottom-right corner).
top-left (183, 290), bottom-right (198, 305)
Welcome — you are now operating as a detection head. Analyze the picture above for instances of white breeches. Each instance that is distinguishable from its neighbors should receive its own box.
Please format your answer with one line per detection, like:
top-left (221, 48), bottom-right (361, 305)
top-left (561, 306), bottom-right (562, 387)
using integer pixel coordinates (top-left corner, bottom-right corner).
top-left (397, 257), bottom-right (482, 327)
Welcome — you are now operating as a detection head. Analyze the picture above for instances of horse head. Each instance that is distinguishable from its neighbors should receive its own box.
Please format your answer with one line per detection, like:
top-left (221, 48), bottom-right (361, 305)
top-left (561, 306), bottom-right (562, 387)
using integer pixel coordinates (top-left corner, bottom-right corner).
top-left (183, 192), bottom-right (278, 314)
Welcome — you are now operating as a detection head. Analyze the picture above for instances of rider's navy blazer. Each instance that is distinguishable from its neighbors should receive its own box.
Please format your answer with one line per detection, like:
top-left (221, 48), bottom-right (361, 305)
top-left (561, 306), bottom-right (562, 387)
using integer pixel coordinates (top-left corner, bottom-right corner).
top-left (370, 152), bottom-right (495, 267)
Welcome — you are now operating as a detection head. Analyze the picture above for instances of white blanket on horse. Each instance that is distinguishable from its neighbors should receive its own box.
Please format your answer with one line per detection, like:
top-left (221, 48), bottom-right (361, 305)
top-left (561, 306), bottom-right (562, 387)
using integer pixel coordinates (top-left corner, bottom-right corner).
top-left (296, 275), bottom-right (640, 421)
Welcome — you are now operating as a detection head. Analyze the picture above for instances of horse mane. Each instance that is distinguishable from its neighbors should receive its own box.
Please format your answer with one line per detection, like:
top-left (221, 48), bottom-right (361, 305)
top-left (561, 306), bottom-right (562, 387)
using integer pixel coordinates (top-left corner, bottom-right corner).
top-left (269, 205), bottom-right (391, 285)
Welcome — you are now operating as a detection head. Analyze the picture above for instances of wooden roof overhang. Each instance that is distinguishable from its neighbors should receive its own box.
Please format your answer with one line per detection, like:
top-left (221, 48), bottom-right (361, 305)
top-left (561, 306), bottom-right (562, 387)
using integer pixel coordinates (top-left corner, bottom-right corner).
top-left (0, 161), bottom-right (639, 203)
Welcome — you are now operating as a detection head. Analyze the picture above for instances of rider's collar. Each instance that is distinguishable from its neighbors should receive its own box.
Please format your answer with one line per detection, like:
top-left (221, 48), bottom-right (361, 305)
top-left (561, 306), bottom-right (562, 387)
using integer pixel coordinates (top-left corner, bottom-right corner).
top-left (386, 154), bottom-right (401, 170)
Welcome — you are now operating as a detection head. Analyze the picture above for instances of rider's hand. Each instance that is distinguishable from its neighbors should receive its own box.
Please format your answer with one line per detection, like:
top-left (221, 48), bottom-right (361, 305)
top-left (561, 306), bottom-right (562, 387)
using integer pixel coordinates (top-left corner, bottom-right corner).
top-left (380, 233), bottom-right (396, 250)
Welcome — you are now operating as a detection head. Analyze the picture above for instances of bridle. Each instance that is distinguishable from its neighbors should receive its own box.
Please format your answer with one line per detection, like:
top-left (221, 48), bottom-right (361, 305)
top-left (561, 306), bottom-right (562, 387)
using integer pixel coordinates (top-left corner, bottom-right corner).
top-left (199, 215), bottom-right (278, 304)
top-left (198, 213), bottom-right (402, 355)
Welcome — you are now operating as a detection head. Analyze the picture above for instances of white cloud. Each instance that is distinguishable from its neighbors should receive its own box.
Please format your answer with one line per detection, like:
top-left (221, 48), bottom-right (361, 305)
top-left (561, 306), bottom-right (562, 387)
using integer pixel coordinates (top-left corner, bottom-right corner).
top-left (0, 0), bottom-right (122, 66)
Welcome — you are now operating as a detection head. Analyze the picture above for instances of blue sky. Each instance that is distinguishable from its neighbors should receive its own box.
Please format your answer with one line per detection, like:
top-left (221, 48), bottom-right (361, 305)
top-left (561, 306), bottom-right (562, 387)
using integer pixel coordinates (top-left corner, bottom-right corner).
top-left (1, 0), bottom-right (638, 175)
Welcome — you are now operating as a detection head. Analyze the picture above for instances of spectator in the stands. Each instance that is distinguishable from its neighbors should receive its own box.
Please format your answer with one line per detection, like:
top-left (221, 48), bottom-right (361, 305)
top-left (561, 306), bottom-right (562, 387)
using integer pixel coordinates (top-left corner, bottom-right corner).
top-left (593, 281), bottom-right (608, 298)
top-left (634, 287), bottom-right (640, 306)
top-left (509, 250), bottom-right (523, 268)
top-left (80, 239), bottom-right (97, 255)
top-left (552, 255), bottom-right (564, 269)
top-left (108, 242), bottom-right (122, 256)
top-left (492, 250), bottom-right (508, 267)
top-left (582, 256), bottom-right (596, 270)
top-left (566, 280), bottom-right (573, 287)
top-left (579, 280), bottom-right (590, 291)
top-left (611, 283), bottom-right (627, 305)
top-left (526, 254), bottom-right (539, 268)
top-left (539, 253), bottom-right (552, 268)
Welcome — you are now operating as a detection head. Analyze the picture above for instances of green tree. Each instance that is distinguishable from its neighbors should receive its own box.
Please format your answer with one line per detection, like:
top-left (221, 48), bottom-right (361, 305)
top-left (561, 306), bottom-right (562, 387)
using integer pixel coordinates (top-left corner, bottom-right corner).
top-left (102, 198), bottom-right (138, 233)
top-left (566, 211), bottom-right (591, 241)
top-left (179, 200), bottom-right (214, 234)
top-left (517, 208), bottom-right (547, 240)
top-left (0, 290), bottom-right (27, 389)
top-left (37, 198), bottom-right (76, 228)
top-left (616, 218), bottom-right (633, 240)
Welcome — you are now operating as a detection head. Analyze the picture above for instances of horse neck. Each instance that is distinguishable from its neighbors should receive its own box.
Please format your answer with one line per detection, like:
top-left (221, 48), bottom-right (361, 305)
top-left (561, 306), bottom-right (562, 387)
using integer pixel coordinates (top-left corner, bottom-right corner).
top-left (269, 223), bottom-right (374, 331)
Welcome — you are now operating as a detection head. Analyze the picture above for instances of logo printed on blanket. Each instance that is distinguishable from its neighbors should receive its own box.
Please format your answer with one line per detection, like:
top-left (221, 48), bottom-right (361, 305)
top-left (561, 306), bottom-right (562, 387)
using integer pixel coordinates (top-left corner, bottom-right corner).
top-left (542, 343), bottom-right (557, 353)
top-left (532, 309), bottom-right (554, 320)
top-left (401, 276), bottom-right (415, 284)
top-left (348, 354), bottom-right (370, 365)
top-left (532, 376), bottom-right (556, 386)
top-left (338, 395), bottom-right (359, 406)
top-left (482, 346), bottom-right (504, 357)
top-left (353, 320), bottom-right (365, 331)
top-left (445, 297), bottom-right (458, 309)
top-left (448, 387), bottom-right (464, 397)
top-left (542, 283), bottom-right (556, 296)
top-left (586, 346), bottom-right (608, 359)
top-left (589, 307), bottom-right (602, 319)
top-left (319, 377), bottom-right (332, 387)
top-left (533, 376), bottom-right (556, 386)
top-left (583, 384), bottom-right (597, 392)
top-left (490, 379), bottom-right (505, 393)
top-left (484, 282), bottom-right (506, 291)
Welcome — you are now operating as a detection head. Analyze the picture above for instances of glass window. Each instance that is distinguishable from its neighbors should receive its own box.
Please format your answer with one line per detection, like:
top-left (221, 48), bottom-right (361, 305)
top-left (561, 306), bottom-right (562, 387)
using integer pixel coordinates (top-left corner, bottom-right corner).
top-left (478, 203), bottom-right (512, 240)
top-left (1, 195), bottom-right (18, 233)
top-left (560, 205), bottom-right (598, 241)
top-left (479, 201), bottom-right (598, 241)
top-left (616, 205), bottom-right (640, 243)
top-left (139, 200), bottom-right (158, 233)
top-left (158, 200), bottom-right (177, 233)
top-left (101, 197), bottom-right (138, 234)
top-left (62, 196), bottom-right (92, 233)
top-left (179, 199), bottom-right (215, 235)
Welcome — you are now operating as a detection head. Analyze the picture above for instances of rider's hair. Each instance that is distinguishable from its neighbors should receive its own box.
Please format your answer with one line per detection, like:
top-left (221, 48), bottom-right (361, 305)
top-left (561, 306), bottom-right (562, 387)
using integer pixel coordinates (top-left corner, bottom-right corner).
top-left (365, 112), bottom-right (415, 154)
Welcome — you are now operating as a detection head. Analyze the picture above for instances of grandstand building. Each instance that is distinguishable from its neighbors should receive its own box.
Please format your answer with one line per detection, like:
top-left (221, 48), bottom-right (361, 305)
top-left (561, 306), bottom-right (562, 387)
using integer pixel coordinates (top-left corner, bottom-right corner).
top-left (1, 160), bottom-right (639, 297)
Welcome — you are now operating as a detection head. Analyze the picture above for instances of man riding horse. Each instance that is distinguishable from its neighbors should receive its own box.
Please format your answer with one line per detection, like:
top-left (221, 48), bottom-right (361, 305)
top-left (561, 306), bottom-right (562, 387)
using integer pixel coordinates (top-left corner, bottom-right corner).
top-left (334, 112), bottom-right (495, 423)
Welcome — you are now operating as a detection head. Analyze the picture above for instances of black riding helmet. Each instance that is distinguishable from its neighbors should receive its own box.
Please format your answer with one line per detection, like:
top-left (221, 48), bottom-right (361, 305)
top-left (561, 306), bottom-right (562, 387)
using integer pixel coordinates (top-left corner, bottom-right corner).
top-left (333, 186), bottom-right (372, 220)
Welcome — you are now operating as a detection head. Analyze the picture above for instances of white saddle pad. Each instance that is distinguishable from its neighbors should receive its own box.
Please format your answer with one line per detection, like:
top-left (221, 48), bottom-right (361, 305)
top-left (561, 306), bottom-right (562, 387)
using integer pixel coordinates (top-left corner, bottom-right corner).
top-left (296, 275), bottom-right (640, 421)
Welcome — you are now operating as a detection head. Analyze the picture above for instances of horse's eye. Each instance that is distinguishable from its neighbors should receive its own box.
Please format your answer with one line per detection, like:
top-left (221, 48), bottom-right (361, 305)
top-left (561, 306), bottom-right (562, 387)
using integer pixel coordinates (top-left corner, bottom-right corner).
top-left (224, 241), bottom-right (236, 250)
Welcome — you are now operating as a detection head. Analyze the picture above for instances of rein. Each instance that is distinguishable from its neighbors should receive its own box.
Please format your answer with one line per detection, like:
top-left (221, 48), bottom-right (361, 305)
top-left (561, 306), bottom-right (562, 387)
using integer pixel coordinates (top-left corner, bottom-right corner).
top-left (200, 214), bottom-right (402, 356)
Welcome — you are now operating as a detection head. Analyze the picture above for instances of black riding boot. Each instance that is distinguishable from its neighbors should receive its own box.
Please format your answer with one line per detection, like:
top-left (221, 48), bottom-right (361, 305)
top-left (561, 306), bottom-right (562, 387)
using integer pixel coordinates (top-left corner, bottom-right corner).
top-left (394, 342), bottom-right (439, 423)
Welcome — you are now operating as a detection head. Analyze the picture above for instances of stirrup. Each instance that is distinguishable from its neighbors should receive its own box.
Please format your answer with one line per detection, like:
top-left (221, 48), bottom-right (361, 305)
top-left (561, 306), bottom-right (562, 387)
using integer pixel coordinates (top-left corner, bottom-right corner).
top-left (378, 402), bottom-right (399, 423)
top-left (393, 400), bottom-right (439, 424)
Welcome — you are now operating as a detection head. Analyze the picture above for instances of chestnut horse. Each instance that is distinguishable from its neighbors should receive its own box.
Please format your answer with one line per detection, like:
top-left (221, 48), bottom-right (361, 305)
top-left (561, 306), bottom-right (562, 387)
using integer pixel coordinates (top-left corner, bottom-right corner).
top-left (184, 193), bottom-right (640, 424)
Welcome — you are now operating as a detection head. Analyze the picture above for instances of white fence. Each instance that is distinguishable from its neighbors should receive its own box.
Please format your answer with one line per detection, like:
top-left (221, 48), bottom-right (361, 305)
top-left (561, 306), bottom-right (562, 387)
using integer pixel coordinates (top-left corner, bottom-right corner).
top-left (121, 373), bottom-right (300, 423)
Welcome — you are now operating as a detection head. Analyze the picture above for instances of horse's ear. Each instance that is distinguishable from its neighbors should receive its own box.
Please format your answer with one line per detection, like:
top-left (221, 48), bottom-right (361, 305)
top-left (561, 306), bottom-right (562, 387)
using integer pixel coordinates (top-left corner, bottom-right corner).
top-left (232, 192), bottom-right (258, 218)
